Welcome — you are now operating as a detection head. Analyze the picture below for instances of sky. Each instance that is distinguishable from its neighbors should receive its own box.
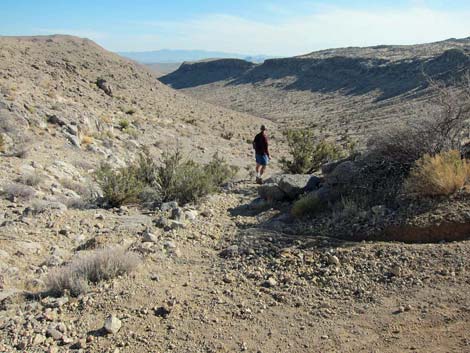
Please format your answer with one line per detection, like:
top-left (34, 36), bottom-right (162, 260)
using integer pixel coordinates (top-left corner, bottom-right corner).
top-left (1, 0), bottom-right (470, 56)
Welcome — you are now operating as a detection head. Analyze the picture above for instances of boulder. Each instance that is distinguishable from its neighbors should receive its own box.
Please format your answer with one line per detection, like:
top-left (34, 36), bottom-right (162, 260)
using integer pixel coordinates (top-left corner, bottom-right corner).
top-left (325, 161), bottom-right (358, 186)
top-left (258, 183), bottom-right (286, 202)
top-left (96, 79), bottom-right (113, 97)
top-left (277, 174), bottom-right (313, 199)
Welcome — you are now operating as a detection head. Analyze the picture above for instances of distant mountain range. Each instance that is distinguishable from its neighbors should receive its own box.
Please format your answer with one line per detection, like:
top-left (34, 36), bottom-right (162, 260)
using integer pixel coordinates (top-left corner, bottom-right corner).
top-left (118, 49), bottom-right (272, 64)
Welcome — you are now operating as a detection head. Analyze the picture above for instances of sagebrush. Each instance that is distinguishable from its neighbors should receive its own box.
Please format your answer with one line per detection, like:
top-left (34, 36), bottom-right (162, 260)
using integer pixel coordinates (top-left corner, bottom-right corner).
top-left (46, 247), bottom-right (140, 297)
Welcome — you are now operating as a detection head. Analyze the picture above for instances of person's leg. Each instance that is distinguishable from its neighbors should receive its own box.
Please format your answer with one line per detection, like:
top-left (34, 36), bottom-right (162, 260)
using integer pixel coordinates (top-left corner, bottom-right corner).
top-left (260, 165), bottom-right (266, 176)
top-left (256, 163), bottom-right (261, 175)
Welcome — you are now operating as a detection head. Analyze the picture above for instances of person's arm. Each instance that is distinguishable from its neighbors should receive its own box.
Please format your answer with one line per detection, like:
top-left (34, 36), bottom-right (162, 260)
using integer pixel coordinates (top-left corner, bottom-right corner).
top-left (263, 135), bottom-right (270, 158)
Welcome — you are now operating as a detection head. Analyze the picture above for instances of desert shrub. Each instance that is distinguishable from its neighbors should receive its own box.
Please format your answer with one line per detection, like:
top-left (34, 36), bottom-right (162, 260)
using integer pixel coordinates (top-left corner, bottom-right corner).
top-left (154, 151), bottom-right (235, 205)
top-left (280, 129), bottom-right (346, 174)
top-left (368, 76), bottom-right (470, 166)
top-left (404, 150), bottom-right (469, 197)
top-left (125, 108), bottom-right (137, 115)
top-left (119, 119), bottom-right (130, 130)
top-left (95, 163), bottom-right (144, 207)
top-left (96, 149), bottom-right (237, 207)
top-left (17, 171), bottom-right (43, 187)
top-left (46, 247), bottom-right (140, 296)
top-left (204, 153), bottom-right (239, 187)
top-left (2, 183), bottom-right (36, 201)
top-left (292, 194), bottom-right (326, 218)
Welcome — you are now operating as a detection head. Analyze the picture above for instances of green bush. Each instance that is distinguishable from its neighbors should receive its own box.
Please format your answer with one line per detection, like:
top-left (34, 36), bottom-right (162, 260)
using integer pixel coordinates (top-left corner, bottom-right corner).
top-left (95, 163), bottom-right (144, 207)
top-left (119, 119), bottom-right (130, 130)
top-left (292, 194), bottom-right (326, 218)
top-left (280, 129), bottom-right (346, 173)
top-left (154, 151), bottom-right (237, 205)
top-left (95, 149), bottom-right (237, 207)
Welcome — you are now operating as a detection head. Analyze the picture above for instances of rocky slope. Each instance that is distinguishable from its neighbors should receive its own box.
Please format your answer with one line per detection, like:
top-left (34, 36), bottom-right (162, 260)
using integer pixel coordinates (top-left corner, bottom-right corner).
top-left (0, 35), bottom-right (273, 175)
top-left (0, 35), bottom-right (469, 353)
top-left (160, 37), bottom-right (470, 139)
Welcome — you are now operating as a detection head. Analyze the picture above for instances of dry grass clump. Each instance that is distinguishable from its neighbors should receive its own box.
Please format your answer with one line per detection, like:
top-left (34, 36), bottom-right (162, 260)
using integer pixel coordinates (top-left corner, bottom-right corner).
top-left (404, 150), bottom-right (469, 197)
top-left (2, 183), bottom-right (36, 201)
top-left (16, 171), bottom-right (43, 187)
top-left (46, 247), bottom-right (141, 297)
top-left (81, 135), bottom-right (94, 145)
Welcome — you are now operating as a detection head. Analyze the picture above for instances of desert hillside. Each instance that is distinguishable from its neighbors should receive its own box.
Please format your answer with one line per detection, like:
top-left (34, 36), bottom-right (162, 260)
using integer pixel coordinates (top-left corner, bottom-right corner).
top-left (161, 37), bottom-right (470, 138)
top-left (0, 35), bottom-right (272, 174)
top-left (0, 35), bottom-right (469, 353)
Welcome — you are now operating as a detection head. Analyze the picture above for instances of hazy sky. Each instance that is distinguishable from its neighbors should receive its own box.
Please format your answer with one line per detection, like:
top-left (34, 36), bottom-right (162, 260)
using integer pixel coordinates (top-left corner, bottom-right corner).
top-left (1, 0), bottom-right (470, 56)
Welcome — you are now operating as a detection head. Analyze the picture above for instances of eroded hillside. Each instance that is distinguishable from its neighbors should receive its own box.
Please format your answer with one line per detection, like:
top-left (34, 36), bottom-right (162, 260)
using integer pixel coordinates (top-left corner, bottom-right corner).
top-left (160, 37), bottom-right (470, 139)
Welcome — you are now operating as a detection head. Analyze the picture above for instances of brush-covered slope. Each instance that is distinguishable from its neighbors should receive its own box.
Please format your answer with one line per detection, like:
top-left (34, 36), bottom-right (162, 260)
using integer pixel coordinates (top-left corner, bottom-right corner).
top-left (160, 37), bottom-right (470, 137)
top-left (0, 35), bottom-right (272, 178)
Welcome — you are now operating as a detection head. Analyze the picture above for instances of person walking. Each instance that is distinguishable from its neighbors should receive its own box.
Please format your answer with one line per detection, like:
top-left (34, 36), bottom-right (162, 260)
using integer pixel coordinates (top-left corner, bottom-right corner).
top-left (253, 125), bottom-right (270, 184)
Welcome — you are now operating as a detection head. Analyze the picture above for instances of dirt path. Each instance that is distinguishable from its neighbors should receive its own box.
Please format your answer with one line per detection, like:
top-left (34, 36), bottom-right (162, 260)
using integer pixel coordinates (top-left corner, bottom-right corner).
top-left (1, 183), bottom-right (470, 352)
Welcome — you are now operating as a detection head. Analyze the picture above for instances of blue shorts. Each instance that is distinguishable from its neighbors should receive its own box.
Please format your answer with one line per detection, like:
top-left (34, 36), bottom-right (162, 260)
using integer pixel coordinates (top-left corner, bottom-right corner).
top-left (256, 154), bottom-right (269, 166)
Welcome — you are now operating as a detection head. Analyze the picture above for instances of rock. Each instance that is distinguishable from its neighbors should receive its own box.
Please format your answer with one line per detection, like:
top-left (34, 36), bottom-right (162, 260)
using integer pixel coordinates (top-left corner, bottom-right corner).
top-left (32, 334), bottom-right (46, 345)
top-left (258, 183), bottom-right (286, 202)
top-left (168, 220), bottom-right (186, 230)
top-left (219, 245), bottom-right (239, 258)
top-left (160, 201), bottom-right (178, 212)
top-left (304, 175), bottom-right (322, 192)
top-left (277, 174), bottom-right (312, 199)
top-left (171, 207), bottom-right (185, 222)
top-left (104, 314), bottom-right (122, 334)
top-left (47, 114), bottom-right (66, 126)
top-left (248, 197), bottom-right (270, 210)
top-left (154, 305), bottom-right (172, 318)
top-left (184, 210), bottom-right (198, 222)
top-left (325, 161), bottom-right (358, 186)
top-left (141, 228), bottom-right (159, 243)
top-left (64, 132), bottom-right (81, 148)
top-left (327, 255), bottom-right (340, 267)
top-left (263, 277), bottom-right (278, 288)
top-left (163, 241), bottom-right (177, 249)
top-left (96, 78), bottom-right (113, 96)
top-left (46, 327), bottom-right (63, 340)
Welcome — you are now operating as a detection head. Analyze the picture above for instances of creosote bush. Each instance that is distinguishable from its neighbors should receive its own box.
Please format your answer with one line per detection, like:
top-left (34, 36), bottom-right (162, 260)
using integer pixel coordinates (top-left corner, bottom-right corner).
top-left (96, 149), bottom-right (238, 208)
top-left (292, 194), bottom-right (326, 218)
top-left (96, 163), bottom-right (144, 207)
top-left (404, 150), bottom-right (469, 197)
top-left (280, 129), bottom-right (346, 174)
top-left (46, 247), bottom-right (140, 297)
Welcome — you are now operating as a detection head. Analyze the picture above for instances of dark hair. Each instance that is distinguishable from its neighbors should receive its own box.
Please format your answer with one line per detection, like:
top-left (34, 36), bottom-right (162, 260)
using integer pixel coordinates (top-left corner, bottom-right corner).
top-left (260, 125), bottom-right (266, 131)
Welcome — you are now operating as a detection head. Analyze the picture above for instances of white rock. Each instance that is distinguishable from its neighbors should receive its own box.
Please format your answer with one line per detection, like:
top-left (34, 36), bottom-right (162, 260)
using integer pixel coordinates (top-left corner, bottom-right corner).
top-left (104, 315), bottom-right (122, 334)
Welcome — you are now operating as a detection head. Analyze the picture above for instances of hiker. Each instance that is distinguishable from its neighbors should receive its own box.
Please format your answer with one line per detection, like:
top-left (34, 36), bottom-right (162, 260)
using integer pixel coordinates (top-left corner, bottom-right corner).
top-left (253, 125), bottom-right (270, 184)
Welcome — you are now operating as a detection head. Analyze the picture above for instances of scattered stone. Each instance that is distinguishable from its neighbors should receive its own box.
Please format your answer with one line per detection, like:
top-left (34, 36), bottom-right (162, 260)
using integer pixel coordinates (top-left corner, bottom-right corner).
top-left (46, 327), bottom-right (63, 340)
top-left (219, 245), bottom-right (239, 258)
top-left (171, 207), bottom-right (186, 222)
top-left (104, 314), bottom-right (122, 334)
top-left (141, 228), bottom-right (159, 243)
top-left (160, 201), bottom-right (178, 212)
top-left (263, 277), bottom-right (278, 288)
top-left (327, 254), bottom-right (340, 267)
